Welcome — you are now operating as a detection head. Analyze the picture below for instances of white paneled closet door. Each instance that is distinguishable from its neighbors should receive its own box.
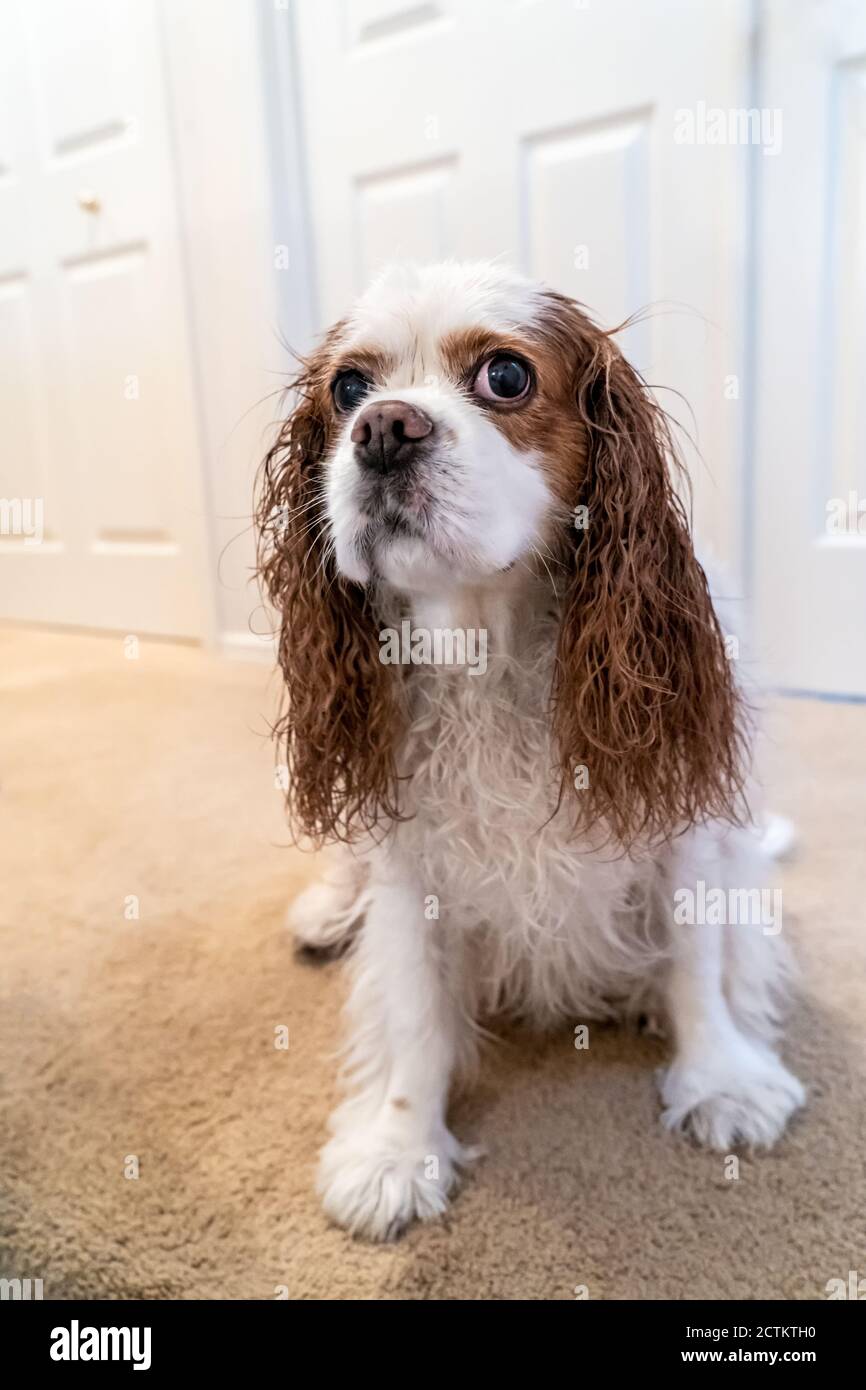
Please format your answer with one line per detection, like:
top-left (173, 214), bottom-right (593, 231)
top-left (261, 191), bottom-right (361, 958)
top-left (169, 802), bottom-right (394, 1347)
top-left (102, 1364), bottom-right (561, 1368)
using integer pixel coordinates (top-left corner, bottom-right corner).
top-left (754, 0), bottom-right (866, 696)
top-left (0, 0), bottom-right (211, 638)
top-left (292, 0), bottom-right (751, 581)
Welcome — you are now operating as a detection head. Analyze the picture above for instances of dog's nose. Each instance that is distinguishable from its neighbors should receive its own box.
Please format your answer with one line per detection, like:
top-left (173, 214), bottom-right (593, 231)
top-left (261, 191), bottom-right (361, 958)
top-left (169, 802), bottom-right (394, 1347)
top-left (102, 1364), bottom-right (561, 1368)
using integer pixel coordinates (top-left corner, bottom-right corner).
top-left (351, 399), bottom-right (433, 473)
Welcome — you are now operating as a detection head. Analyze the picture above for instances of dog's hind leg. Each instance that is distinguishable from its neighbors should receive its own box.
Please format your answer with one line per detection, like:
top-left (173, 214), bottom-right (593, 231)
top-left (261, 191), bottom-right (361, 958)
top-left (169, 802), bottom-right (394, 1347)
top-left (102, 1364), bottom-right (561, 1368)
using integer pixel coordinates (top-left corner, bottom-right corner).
top-left (287, 844), bottom-right (371, 955)
top-left (658, 825), bottom-right (805, 1149)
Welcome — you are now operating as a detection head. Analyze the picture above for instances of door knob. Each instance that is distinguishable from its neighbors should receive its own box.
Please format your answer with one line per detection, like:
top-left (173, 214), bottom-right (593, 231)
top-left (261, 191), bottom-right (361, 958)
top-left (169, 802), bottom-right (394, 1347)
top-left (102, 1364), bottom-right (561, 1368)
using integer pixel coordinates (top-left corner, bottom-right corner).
top-left (77, 190), bottom-right (101, 214)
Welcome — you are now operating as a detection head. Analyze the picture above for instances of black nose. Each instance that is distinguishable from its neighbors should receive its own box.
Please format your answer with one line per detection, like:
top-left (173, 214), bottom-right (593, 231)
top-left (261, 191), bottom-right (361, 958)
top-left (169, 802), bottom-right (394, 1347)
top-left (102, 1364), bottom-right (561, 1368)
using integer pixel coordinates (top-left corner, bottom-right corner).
top-left (351, 399), bottom-right (434, 474)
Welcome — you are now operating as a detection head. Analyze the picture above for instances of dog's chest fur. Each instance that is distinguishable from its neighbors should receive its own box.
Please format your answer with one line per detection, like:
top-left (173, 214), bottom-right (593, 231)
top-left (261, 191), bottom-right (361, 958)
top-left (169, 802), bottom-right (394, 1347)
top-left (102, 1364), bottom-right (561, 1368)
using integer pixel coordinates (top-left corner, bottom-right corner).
top-left (393, 608), bottom-right (670, 1025)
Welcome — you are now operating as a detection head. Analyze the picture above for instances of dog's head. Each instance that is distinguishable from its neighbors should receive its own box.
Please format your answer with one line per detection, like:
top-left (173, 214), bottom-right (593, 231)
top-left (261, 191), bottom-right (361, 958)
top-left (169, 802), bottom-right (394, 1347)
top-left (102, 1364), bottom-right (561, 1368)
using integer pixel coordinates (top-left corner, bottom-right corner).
top-left (258, 261), bottom-right (747, 847)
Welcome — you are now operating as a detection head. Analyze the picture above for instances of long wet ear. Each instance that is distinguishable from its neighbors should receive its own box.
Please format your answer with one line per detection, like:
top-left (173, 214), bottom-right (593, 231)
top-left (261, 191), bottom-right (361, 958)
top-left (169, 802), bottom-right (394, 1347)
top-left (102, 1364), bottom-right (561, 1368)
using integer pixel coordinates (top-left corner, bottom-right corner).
top-left (551, 307), bottom-right (749, 849)
top-left (256, 335), bottom-right (402, 845)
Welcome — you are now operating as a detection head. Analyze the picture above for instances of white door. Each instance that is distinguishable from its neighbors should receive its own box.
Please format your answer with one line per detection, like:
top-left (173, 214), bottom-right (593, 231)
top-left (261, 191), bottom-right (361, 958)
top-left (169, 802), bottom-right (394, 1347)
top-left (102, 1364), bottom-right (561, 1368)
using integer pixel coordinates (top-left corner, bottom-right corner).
top-left (754, 0), bottom-right (866, 696)
top-left (292, 0), bottom-right (751, 581)
top-left (0, 0), bottom-right (211, 638)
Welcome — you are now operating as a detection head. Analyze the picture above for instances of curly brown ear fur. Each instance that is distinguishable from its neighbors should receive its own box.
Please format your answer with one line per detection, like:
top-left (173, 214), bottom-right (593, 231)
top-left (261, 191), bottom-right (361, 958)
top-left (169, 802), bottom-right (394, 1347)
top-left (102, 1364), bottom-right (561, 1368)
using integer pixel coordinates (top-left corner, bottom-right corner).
top-left (255, 333), bottom-right (402, 845)
top-left (544, 296), bottom-right (750, 849)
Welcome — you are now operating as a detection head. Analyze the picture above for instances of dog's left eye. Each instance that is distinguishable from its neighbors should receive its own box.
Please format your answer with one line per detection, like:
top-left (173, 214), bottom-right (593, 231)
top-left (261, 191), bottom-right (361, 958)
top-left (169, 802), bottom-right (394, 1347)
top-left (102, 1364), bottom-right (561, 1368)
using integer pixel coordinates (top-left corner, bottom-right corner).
top-left (473, 354), bottom-right (532, 404)
top-left (332, 370), bottom-right (371, 413)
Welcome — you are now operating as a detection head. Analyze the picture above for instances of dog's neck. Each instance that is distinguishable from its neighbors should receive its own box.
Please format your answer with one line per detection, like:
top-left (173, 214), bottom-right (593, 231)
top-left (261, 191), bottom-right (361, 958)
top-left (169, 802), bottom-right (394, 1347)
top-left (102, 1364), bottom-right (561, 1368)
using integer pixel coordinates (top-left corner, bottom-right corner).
top-left (378, 564), bottom-right (558, 667)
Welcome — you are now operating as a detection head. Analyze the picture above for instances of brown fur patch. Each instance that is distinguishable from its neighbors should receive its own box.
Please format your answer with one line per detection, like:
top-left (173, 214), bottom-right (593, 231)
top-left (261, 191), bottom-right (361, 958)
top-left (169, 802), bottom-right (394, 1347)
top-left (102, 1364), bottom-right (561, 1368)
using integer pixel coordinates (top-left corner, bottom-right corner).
top-left (440, 325), bottom-right (588, 510)
top-left (329, 344), bottom-right (393, 387)
top-left (535, 292), bottom-right (750, 847)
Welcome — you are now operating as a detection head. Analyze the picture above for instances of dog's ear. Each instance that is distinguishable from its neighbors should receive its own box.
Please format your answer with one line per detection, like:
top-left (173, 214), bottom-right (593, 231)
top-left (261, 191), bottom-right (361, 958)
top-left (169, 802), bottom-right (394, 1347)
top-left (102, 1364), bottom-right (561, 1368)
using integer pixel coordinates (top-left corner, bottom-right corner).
top-left (256, 333), bottom-right (402, 845)
top-left (548, 299), bottom-right (749, 849)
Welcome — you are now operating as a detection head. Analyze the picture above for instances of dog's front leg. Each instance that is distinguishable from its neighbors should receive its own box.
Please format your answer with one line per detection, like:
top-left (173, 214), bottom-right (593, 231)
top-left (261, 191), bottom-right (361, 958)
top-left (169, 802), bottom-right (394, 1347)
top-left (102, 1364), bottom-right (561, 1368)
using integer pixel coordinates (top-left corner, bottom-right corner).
top-left (318, 855), bottom-right (471, 1240)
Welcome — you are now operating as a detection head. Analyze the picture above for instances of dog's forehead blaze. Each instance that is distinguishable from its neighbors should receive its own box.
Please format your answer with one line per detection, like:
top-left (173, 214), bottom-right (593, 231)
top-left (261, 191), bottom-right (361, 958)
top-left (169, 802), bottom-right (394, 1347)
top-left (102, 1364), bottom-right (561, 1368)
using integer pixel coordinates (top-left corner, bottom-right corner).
top-left (336, 263), bottom-right (545, 380)
top-left (343, 262), bottom-right (542, 340)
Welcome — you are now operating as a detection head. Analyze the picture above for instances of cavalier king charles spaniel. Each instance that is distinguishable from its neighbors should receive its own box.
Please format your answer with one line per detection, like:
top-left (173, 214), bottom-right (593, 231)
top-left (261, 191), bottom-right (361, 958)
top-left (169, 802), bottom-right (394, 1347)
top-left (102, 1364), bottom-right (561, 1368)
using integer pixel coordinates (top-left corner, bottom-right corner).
top-left (257, 261), bottom-right (804, 1241)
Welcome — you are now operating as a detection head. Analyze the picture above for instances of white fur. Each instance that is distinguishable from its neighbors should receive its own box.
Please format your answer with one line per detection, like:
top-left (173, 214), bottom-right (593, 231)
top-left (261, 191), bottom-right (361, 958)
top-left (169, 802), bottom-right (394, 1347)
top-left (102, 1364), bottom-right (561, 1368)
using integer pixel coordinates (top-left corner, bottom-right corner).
top-left (291, 263), bottom-right (805, 1241)
top-left (342, 259), bottom-right (547, 358)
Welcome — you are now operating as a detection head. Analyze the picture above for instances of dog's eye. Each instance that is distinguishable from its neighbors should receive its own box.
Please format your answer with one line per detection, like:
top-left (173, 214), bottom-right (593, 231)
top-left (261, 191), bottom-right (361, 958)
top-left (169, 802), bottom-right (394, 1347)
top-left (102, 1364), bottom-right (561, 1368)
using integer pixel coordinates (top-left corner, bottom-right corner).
top-left (332, 370), bottom-right (371, 413)
top-left (473, 354), bottom-right (531, 404)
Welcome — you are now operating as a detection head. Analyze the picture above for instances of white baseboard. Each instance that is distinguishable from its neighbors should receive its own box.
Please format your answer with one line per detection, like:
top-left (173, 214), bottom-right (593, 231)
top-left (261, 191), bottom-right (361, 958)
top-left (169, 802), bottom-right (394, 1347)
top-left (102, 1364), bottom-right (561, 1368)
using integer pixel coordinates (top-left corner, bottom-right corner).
top-left (220, 630), bottom-right (277, 663)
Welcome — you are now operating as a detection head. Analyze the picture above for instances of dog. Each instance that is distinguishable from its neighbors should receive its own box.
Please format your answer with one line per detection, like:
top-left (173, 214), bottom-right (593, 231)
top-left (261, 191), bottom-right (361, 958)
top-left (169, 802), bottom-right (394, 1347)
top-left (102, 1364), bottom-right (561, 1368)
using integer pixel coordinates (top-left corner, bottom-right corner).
top-left (257, 260), bottom-right (804, 1241)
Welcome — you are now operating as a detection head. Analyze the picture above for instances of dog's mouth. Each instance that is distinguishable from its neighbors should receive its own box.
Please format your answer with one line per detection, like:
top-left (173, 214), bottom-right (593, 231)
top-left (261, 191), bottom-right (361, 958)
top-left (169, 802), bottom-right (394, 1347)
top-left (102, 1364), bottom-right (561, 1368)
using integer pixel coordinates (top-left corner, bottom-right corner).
top-left (345, 485), bottom-right (474, 590)
top-left (359, 508), bottom-right (434, 580)
top-left (357, 461), bottom-right (436, 522)
top-left (379, 511), bottom-right (424, 541)
top-left (352, 469), bottom-right (440, 558)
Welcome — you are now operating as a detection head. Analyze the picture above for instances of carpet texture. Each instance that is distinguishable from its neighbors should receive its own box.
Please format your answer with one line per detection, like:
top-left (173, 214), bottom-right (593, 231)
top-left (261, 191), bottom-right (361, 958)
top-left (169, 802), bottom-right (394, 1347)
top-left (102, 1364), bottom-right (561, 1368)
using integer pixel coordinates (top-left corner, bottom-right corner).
top-left (1, 624), bottom-right (864, 1300)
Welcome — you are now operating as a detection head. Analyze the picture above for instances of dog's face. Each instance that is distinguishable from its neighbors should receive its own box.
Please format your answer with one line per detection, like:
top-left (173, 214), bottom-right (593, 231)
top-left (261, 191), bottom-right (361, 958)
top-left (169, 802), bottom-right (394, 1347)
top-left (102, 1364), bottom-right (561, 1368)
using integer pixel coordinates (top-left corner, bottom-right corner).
top-left (258, 261), bottom-right (746, 849)
top-left (322, 264), bottom-right (582, 594)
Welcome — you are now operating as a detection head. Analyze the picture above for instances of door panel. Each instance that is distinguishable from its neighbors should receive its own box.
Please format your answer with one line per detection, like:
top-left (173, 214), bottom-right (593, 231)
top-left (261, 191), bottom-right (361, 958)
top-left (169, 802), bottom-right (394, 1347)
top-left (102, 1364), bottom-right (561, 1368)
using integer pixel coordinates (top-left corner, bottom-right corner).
top-left (754, 0), bottom-right (866, 694)
top-left (0, 0), bottom-right (210, 637)
top-left (523, 110), bottom-right (653, 370)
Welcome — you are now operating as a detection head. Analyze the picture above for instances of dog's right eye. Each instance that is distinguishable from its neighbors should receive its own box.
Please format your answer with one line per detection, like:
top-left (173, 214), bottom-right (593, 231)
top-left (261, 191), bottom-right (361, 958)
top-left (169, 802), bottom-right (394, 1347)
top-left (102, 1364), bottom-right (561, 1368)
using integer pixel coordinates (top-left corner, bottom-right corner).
top-left (332, 371), bottom-right (371, 413)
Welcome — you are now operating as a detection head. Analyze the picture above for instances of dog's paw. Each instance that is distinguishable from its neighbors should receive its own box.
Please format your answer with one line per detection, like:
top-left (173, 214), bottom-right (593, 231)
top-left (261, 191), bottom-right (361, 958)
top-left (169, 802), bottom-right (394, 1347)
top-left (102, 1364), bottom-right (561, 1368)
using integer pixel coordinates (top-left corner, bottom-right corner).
top-left (658, 1040), bottom-right (805, 1150)
top-left (317, 1120), bottom-right (471, 1241)
top-left (286, 880), bottom-right (365, 955)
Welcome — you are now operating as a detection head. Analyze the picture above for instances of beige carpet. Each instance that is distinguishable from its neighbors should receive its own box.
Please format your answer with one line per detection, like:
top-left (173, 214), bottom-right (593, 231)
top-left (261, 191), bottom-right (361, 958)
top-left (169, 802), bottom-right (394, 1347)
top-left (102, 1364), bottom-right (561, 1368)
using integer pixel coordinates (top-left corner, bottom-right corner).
top-left (1, 624), bottom-right (864, 1300)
